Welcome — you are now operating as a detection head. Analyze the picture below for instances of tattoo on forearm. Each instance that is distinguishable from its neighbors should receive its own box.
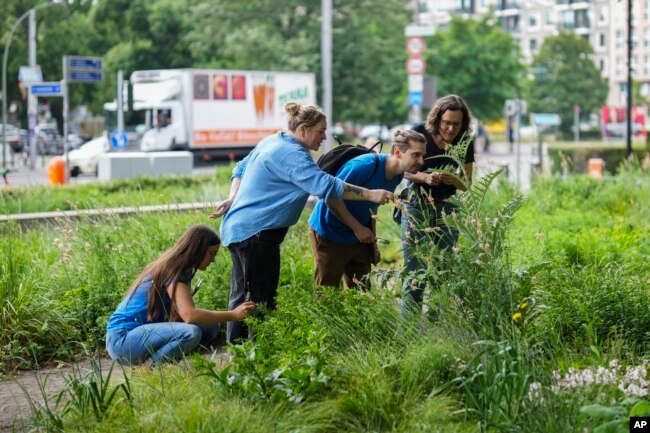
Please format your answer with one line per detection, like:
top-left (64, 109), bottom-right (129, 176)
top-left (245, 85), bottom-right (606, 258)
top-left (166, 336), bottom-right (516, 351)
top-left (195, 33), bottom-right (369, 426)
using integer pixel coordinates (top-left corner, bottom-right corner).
top-left (344, 184), bottom-right (364, 197)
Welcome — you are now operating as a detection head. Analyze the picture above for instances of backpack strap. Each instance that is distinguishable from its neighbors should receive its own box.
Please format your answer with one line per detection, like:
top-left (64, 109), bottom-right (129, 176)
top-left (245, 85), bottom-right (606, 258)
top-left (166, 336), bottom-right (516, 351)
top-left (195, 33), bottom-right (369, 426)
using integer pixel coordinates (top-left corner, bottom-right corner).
top-left (368, 140), bottom-right (383, 153)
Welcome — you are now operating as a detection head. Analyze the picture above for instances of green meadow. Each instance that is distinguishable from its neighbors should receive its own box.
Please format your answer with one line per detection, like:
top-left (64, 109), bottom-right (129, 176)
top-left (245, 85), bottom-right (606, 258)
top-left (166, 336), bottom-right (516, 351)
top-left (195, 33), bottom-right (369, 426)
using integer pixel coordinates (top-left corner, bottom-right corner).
top-left (1, 158), bottom-right (649, 432)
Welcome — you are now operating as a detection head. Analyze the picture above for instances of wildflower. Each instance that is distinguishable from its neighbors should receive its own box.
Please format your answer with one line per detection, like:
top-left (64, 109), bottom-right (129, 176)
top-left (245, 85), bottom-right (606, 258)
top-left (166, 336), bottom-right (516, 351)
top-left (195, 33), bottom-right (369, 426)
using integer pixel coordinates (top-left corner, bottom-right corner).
top-left (519, 301), bottom-right (529, 310)
top-left (452, 246), bottom-right (460, 255)
top-left (427, 194), bottom-right (434, 203)
top-left (528, 381), bottom-right (542, 400)
top-left (424, 227), bottom-right (435, 233)
top-left (512, 312), bottom-right (522, 321)
top-left (451, 210), bottom-right (458, 218)
top-left (481, 242), bottom-right (490, 250)
top-left (441, 208), bottom-right (447, 217)
top-left (411, 279), bottom-right (419, 288)
top-left (473, 259), bottom-right (483, 266)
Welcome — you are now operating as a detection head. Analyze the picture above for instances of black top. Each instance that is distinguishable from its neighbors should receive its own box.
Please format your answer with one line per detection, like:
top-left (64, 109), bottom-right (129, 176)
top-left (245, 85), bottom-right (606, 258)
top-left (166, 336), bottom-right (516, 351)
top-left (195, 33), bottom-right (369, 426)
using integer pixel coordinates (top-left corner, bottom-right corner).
top-left (408, 122), bottom-right (475, 200)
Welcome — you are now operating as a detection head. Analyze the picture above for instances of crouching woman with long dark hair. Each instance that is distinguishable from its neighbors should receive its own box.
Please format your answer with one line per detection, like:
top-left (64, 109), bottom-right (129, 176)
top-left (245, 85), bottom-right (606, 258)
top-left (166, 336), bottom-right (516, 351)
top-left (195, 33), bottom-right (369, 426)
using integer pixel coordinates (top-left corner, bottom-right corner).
top-left (106, 224), bottom-right (255, 367)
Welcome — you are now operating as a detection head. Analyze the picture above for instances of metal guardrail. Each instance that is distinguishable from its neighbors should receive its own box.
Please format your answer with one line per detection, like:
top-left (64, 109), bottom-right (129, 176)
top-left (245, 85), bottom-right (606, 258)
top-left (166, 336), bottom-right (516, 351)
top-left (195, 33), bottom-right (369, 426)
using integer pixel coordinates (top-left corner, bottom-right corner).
top-left (0, 202), bottom-right (217, 226)
top-left (1, 197), bottom-right (319, 227)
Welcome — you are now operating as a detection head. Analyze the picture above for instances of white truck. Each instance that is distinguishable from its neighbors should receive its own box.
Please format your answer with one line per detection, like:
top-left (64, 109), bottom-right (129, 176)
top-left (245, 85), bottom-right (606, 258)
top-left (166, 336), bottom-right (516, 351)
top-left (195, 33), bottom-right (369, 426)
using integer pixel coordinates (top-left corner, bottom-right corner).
top-left (104, 68), bottom-right (316, 159)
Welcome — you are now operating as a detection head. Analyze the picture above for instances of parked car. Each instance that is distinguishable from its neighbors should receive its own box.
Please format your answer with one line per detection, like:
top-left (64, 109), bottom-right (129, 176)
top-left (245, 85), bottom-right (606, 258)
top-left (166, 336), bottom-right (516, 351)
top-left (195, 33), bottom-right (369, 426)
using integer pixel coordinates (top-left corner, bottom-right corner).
top-left (68, 136), bottom-right (108, 177)
top-left (35, 123), bottom-right (64, 155)
top-left (0, 123), bottom-right (23, 153)
top-left (358, 124), bottom-right (391, 142)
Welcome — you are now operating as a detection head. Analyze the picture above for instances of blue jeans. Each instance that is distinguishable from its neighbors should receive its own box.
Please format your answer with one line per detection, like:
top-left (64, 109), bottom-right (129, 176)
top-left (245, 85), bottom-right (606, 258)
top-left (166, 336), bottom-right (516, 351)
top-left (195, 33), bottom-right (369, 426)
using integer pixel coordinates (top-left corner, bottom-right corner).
top-left (106, 322), bottom-right (220, 367)
top-left (401, 200), bottom-right (458, 315)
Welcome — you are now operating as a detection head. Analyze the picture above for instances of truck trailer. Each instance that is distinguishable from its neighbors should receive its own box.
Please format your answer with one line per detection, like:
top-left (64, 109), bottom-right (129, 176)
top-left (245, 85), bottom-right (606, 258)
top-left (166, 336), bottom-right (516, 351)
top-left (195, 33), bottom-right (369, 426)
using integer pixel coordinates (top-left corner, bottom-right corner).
top-left (105, 68), bottom-right (316, 159)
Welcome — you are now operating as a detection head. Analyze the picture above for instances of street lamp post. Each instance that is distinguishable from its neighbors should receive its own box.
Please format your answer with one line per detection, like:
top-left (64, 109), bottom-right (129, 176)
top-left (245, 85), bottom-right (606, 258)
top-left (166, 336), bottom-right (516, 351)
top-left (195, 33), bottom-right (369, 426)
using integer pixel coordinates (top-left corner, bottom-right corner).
top-left (2, 1), bottom-right (64, 169)
top-left (626, 0), bottom-right (633, 159)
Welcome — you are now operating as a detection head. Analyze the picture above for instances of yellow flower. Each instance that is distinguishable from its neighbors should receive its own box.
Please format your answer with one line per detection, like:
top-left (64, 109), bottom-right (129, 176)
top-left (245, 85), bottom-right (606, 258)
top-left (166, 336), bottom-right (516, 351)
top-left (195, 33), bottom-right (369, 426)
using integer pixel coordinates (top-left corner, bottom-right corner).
top-left (512, 312), bottom-right (523, 321)
top-left (519, 301), bottom-right (529, 310)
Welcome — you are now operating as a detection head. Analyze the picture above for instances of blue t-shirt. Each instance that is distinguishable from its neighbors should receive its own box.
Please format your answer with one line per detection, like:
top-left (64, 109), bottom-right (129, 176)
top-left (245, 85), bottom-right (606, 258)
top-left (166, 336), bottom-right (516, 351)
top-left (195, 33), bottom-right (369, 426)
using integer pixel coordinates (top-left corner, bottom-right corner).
top-left (309, 153), bottom-right (403, 244)
top-left (106, 270), bottom-right (193, 333)
top-left (220, 132), bottom-right (345, 246)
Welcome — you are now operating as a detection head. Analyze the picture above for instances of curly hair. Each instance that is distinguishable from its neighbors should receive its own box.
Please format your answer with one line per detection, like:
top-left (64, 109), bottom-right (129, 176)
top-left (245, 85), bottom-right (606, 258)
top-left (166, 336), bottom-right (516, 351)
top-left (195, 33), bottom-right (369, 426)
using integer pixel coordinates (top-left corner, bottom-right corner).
top-left (425, 95), bottom-right (473, 144)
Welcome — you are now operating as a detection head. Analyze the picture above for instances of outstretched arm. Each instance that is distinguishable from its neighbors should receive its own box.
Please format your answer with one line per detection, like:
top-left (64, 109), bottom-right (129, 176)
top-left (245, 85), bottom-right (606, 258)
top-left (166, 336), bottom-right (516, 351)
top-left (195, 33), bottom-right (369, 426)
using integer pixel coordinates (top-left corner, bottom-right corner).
top-left (170, 282), bottom-right (255, 323)
top-left (341, 182), bottom-right (394, 205)
top-left (209, 177), bottom-right (241, 219)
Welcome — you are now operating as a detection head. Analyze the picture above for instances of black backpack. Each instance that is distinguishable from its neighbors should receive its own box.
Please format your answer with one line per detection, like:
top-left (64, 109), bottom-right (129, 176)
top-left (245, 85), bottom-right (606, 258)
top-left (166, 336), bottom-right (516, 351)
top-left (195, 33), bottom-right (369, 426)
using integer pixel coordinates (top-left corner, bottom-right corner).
top-left (317, 136), bottom-right (383, 185)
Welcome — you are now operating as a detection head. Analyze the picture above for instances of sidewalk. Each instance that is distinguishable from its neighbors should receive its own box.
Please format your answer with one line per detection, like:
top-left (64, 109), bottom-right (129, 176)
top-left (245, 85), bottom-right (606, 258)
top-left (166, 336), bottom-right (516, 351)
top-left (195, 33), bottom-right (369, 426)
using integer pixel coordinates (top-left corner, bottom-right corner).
top-left (475, 140), bottom-right (547, 191)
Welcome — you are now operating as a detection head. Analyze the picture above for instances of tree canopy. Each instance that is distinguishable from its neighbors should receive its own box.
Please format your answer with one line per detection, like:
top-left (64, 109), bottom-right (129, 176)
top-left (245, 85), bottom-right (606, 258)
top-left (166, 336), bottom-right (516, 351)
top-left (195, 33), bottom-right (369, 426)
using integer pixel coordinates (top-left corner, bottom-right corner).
top-left (524, 32), bottom-right (608, 134)
top-left (5, 0), bottom-right (607, 133)
top-left (426, 16), bottom-right (523, 122)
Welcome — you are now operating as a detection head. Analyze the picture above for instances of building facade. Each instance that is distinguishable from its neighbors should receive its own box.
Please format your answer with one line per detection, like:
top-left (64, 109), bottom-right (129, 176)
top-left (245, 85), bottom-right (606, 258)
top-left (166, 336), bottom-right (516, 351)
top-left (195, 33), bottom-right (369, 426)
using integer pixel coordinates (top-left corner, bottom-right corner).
top-left (415, 0), bottom-right (641, 106)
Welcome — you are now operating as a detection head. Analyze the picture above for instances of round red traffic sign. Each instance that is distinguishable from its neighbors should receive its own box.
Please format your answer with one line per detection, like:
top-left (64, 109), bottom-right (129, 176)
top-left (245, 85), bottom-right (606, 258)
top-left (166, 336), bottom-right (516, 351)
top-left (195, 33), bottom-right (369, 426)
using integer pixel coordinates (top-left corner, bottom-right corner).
top-left (406, 36), bottom-right (425, 55)
top-left (406, 56), bottom-right (426, 75)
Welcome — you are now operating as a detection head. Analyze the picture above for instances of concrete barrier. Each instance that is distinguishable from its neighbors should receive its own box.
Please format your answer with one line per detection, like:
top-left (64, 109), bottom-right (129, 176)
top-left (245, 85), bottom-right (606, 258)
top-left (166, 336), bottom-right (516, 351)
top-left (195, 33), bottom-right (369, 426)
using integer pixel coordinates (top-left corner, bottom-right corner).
top-left (98, 151), bottom-right (193, 180)
top-left (149, 151), bottom-right (193, 176)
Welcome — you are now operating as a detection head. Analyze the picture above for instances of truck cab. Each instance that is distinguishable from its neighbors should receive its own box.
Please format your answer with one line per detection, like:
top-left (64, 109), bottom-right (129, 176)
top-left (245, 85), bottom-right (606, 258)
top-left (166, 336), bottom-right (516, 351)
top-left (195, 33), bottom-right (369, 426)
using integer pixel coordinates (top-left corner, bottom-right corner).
top-left (130, 70), bottom-right (188, 152)
top-left (103, 101), bottom-right (153, 150)
top-left (140, 102), bottom-right (187, 151)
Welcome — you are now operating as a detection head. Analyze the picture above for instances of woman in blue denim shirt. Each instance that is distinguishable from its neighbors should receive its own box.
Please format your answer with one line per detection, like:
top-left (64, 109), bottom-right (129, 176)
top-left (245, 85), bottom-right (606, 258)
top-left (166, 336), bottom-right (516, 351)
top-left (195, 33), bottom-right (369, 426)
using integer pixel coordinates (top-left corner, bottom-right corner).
top-left (106, 225), bottom-right (255, 367)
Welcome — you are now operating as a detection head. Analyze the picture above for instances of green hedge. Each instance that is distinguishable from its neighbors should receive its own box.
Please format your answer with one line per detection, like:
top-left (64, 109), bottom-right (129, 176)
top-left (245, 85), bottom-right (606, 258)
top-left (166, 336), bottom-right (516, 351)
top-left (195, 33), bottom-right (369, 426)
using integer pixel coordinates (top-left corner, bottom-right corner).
top-left (548, 146), bottom-right (649, 174)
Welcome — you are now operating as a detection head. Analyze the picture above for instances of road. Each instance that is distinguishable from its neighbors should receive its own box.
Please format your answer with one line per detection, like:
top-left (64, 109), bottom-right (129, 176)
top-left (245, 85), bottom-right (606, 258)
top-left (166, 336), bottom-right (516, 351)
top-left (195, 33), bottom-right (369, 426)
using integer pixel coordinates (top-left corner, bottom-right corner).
top-left (2, 155), bottom-right (221, 187)
top-left (2, 142), bottom-right (546, 191)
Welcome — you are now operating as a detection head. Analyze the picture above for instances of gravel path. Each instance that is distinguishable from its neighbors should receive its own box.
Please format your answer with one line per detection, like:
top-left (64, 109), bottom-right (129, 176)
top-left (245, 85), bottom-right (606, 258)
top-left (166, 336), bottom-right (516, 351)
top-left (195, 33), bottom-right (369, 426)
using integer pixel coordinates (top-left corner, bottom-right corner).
top-left (0, 358), bottom-right (116, 432)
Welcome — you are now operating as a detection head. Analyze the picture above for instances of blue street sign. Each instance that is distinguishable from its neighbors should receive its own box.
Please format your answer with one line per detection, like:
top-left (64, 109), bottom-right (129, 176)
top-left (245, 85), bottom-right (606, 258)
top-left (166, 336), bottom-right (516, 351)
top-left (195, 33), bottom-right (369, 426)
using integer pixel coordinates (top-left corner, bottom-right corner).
top-left (67, 56), bottom-right (103, 83)
top-left (30, 82), bottom-right (62, 96)
top-left (69, 71), bottom-right (103, 83)
top-left (111, 129), bottom-right (128, 150)
top-left (69, 58), bottom-right (102, 70)
top-left (530, 113), bottom-right (561, 126)
top-left (408, 91), bottom-right (423, 106)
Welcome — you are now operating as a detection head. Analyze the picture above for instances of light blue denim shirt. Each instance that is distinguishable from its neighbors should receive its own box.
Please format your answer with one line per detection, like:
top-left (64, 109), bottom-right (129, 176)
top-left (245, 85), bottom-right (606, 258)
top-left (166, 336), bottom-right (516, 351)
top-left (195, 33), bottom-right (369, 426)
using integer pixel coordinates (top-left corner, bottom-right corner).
top-left (220, 132), bottom-right (345, 246)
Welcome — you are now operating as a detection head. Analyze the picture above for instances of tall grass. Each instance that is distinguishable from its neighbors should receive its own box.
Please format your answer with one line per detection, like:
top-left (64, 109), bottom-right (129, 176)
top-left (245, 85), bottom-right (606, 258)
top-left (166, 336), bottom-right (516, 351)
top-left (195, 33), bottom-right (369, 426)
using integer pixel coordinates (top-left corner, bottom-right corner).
top-left (0, 167), bottom-right (233, 214)
top-left (2, 162), bottom-right (648, 431)
top-left (0, 223), bottom-right (76, 370)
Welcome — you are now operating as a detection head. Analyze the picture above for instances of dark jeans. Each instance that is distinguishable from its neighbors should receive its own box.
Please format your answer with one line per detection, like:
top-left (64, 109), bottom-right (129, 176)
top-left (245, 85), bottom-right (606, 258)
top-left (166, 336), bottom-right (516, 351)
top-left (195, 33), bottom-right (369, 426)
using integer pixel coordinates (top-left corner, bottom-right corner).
top-left (227, 227), bottom-right (288, 344)
top-left (401, 200), bottom-right (458, 315)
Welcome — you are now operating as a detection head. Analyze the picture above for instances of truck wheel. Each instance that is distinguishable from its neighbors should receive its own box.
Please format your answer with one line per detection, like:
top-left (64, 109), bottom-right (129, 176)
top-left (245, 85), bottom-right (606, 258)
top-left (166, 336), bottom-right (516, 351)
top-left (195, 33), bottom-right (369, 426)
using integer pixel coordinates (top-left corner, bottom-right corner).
top-left (70, 166), bottom-right (81, 177)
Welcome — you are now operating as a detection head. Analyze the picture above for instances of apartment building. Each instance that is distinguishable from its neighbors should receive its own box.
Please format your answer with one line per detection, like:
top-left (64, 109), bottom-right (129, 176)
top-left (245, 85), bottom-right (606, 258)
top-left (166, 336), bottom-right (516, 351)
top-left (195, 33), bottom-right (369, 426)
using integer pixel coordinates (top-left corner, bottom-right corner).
top-left (415, 0), bottom-right (642, 106)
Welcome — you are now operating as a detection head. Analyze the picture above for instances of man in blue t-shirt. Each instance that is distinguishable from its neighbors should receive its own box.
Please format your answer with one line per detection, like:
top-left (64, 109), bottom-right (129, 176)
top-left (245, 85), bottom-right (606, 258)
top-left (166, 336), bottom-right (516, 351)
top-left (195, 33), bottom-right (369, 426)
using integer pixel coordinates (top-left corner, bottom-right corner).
top-left (308, 130), bottom-right (426, 289)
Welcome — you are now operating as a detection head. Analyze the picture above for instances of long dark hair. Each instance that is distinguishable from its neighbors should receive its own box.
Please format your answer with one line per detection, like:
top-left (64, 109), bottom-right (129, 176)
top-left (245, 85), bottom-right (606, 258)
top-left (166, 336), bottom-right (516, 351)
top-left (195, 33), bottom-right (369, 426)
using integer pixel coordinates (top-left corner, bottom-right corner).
top-left (125, 224), bottom-right (220, 322)
top-left (425, 94), bottom-right (473, 144)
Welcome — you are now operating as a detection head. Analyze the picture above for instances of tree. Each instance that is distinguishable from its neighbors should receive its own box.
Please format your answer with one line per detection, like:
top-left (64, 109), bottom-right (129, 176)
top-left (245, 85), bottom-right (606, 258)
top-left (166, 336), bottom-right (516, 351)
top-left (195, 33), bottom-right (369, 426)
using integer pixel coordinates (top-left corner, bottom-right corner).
top-left (185, 0), bottom-right (410, 125)
top-left (426, 16), bottom-right (523, 122)
top-left (525, 32), bottom-right (608, 135)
